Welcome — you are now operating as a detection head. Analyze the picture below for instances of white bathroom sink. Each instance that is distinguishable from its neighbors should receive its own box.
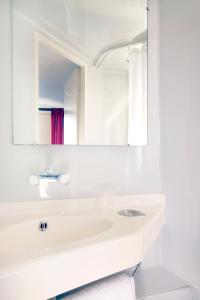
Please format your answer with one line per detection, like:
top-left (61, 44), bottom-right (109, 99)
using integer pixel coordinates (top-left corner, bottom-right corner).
top-left (0, 216), bottom-right (112, 254)
top-left (0, 194), bottom-right (165, 300)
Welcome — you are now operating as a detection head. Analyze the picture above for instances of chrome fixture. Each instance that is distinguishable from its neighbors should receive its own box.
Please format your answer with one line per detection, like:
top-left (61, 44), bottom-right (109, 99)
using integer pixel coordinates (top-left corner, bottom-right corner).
top-left (38, 221), bottom-right (48, 231)
top-left (29, 166), bottom-right (70, 186)
top-left (118, 209), bottom-right (145, 217)
top-left (132, 262), bottom-right (141, 277)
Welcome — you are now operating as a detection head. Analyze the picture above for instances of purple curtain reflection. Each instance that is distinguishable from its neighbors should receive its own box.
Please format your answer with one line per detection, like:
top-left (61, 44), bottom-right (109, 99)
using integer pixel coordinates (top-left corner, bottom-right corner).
top-left (51, 108), bottom-right (64, 144)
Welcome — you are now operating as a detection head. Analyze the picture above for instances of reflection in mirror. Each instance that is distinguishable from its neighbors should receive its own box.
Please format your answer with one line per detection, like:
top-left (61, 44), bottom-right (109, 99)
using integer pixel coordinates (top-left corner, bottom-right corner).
top-left (36, 38), bottom-right (83, 145)
top-left (12, 0), bottom-right (147, 146)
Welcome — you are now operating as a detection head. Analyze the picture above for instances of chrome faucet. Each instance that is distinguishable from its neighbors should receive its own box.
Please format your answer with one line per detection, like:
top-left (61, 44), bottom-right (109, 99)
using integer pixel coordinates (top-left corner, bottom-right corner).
top-left (29, 166), bottom-right (70, 186)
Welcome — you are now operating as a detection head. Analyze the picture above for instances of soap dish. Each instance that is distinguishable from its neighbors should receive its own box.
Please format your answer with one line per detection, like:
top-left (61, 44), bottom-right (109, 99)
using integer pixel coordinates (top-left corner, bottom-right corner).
top-left (118, 209), bottom-right (145, 217)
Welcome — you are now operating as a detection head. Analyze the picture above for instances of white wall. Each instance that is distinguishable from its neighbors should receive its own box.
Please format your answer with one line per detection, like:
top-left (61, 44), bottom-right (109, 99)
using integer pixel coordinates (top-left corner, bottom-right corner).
top-left (160, 0), bottom-right (200, 287)
top-left (37, 113), bottom-right (51, 144)
top-left (13, 9), bottom-right (35, 144)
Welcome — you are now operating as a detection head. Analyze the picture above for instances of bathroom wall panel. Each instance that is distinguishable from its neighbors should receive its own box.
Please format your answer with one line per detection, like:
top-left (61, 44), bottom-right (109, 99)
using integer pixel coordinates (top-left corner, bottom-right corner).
top-left (160, 0), bottom-right (200, 288)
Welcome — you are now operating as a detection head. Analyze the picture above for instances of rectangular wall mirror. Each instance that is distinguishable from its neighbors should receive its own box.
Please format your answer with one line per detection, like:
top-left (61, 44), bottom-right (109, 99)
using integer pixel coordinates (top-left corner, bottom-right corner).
top-left (12, 0), bottom-right (147, 146)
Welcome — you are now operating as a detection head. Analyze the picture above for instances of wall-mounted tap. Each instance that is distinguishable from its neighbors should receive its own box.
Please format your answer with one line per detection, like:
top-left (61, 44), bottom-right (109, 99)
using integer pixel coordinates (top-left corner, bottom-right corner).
top-left (28, 167), bottom-right (70, 186)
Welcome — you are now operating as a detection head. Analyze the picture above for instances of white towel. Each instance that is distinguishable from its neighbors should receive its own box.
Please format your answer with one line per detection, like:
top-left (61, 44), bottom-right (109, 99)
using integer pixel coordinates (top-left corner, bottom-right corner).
top-left (62, 273), bottom-right (136, 300)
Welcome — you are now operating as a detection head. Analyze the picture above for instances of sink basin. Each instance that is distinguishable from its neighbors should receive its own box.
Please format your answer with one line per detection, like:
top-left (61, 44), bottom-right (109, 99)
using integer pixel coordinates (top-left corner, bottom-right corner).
top-left (0, 216), bottom-right (112, 254)
top-left (0, 194), bottom-right (165, 300)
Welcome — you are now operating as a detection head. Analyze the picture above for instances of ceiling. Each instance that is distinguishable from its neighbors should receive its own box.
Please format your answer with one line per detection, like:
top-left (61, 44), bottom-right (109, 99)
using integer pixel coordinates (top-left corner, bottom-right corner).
top-left (14, 0), bottom-right (147, 69)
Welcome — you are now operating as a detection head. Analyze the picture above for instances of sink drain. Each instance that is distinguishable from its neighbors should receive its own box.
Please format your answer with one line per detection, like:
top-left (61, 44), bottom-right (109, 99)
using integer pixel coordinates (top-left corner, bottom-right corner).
top-left (118, 209), bottom-right (145, 217)
top-left (39, 221), bottom-right (48, 231)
